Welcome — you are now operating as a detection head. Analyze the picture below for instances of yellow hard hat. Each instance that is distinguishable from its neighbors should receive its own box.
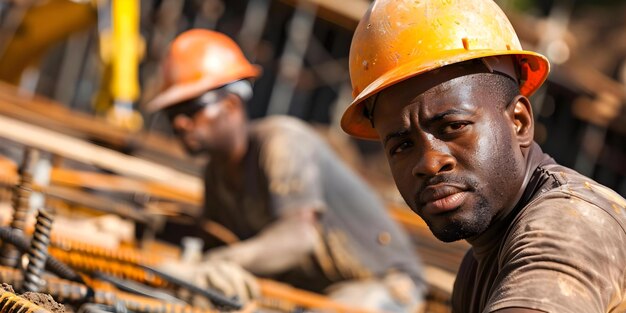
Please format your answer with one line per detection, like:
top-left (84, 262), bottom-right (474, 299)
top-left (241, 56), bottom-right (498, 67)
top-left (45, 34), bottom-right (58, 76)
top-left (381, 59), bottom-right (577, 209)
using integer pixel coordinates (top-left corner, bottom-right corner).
top-left (145, 29), bottom-right (261, 113)
top-left (341, 0), bottom-right (550, 140)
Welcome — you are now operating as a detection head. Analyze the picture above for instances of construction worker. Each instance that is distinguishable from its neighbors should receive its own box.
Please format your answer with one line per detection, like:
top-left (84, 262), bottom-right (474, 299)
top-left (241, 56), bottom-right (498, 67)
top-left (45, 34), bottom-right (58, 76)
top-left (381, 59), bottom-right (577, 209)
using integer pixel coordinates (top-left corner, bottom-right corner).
top-left (341, 0), bottom-right (626, 312)
top-left (146, 29), bottom-right (426, 311)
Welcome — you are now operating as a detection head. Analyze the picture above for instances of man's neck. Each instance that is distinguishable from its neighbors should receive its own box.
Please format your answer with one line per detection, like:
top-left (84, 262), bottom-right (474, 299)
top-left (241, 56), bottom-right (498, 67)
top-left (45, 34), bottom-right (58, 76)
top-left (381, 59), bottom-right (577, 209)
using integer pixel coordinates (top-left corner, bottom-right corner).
top-left (467, 142), bottom-right (554, 253)
top-left (510, 143), bottom-right (553, 211)
top-left (215, 121), bottom-right (249, 177)
top-left (505, 146), bottom-right (536, 216)
top-left (230, 120), bottom-right (249, 164)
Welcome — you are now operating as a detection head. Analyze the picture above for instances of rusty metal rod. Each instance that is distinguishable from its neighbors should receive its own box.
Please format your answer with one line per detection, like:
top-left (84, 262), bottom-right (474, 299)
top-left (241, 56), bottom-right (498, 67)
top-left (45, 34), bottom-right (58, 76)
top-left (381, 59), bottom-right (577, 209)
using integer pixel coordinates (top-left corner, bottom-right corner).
top-left (0, 227), bottom-right (82, 282)
top-left (0, 148), bottom-right (33, 268)
top-left (50, 235), bottom-right (162, 266)
top-left (23, 208), bottom-right (54, 292)
top-left (0, 266), bottom-right (218, 313)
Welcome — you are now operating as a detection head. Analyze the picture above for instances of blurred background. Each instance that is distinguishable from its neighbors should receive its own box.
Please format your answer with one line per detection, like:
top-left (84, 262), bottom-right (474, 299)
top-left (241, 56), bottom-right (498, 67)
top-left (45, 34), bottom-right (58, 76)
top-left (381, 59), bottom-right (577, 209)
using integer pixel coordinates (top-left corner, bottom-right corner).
top-left (0, 0), bottom-right (624, 196)
top-left (0, 0), bottom-right (622, 311)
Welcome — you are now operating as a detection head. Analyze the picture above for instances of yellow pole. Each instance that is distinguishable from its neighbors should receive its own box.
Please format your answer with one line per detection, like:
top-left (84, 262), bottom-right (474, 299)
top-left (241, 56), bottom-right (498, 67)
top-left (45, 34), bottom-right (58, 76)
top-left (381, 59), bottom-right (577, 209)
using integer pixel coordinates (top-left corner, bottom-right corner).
top-left (108, 0), bottom-right (143, 131)
top-left (111, 0), bottom-right (140, 103)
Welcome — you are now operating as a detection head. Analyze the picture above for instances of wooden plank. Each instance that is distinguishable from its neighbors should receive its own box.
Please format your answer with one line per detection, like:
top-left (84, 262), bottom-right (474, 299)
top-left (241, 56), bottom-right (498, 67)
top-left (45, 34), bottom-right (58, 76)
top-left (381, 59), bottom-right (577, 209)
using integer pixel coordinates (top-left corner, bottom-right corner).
top-left (258, 279), bottom-right (376, 313)
top-left (0, 82), bottom-right (201, 174)
top-left (0, 83), bottom-right (130, 146)
top-left (279, 0), bottom-right (369, 29)
top-left (0, 115), bottom-right (203, 194)
top-left (259, 267), bottom-right (454, 311)
top-left (50, 167), bottom-right (202, 206)
top-left (562, 60), bottom-right (626, 101)
top-left (39, 184), bottom-right (152, 223)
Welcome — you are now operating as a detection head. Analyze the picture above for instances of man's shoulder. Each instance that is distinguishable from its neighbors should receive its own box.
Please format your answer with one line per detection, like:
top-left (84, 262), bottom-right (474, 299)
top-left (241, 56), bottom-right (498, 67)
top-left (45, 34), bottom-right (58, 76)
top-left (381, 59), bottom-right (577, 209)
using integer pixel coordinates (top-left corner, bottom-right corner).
top-left (250, 116), bottom-right (328, 160)
top-left (489, 166), bottom-right (626, 313)
top-left (251, 116), bottom-right (316, 138)
top-left (536, 165), bottom-right (626, 228)
top-left (512, 165), bottom-right (626, 241)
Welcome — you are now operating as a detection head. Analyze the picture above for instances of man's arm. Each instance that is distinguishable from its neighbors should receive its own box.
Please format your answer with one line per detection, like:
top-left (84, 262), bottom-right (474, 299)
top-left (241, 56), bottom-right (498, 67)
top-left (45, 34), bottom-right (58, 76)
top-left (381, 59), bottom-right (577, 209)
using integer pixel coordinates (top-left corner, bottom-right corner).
top-left (206, 124), bottom-right (328, 275)
top-left (204, 208), bottom-right (320, 275)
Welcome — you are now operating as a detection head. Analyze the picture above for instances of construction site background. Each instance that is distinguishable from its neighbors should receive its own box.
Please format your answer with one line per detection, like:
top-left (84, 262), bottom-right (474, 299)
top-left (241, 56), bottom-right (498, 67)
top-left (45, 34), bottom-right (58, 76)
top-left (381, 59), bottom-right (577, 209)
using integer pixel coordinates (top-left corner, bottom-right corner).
top-left (0, 0), bottom-right (623, 312)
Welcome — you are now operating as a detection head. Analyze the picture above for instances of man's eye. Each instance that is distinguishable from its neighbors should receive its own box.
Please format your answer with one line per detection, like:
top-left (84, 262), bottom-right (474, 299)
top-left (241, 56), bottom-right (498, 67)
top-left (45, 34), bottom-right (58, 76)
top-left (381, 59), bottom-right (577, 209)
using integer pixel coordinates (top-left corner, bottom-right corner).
top-left (442, 122), bottom-right (470, 134)
top-left (390, 141), bottom-right (413, 155)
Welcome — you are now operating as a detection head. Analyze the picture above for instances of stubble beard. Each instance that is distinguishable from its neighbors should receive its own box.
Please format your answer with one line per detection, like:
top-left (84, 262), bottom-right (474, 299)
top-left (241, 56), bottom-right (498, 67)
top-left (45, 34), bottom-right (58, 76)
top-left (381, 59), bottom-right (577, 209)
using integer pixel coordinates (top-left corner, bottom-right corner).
top-left (427, 144), bottom-right (521, 243)
top-left (427, 194), bottom-right (492, 242)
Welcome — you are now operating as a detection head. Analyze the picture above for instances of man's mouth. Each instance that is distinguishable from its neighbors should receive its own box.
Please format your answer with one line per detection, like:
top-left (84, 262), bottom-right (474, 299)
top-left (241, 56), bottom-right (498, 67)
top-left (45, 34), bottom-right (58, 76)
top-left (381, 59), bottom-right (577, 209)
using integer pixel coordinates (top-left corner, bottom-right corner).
top-left (419, 184), bottom-right (469, 215)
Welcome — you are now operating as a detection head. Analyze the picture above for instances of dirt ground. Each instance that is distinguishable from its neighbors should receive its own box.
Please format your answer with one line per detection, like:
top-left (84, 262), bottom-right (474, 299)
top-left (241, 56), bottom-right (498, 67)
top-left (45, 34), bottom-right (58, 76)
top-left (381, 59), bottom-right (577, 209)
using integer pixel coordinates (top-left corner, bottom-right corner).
top-left (1, 283), bottom-right (65, 313)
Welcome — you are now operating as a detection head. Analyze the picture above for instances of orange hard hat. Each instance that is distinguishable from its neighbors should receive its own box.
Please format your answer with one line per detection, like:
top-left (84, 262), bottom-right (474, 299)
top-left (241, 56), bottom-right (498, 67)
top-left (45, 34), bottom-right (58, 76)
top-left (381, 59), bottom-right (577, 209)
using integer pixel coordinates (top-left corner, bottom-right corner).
top-left (146, 29), bottom-right (261, 113)
top-left (341, 0), bottom-right (550, 140)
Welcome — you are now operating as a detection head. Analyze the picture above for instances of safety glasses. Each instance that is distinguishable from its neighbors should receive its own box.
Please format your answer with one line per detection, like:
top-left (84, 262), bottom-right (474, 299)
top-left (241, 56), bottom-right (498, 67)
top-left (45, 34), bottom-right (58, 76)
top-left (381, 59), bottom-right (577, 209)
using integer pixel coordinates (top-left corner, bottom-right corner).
top-left (164, 89), bottom-right (228, 121)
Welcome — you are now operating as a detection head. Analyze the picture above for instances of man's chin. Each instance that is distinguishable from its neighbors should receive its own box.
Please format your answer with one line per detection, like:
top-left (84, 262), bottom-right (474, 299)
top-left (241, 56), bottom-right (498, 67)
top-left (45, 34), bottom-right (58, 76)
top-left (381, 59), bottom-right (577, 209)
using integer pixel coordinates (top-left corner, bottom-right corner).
top-left (415, 193), bottom-right (492, 242)
top-left (429, 224), bottom-right (482, 242)
top-left (424, 211), bottom-right (491, 242)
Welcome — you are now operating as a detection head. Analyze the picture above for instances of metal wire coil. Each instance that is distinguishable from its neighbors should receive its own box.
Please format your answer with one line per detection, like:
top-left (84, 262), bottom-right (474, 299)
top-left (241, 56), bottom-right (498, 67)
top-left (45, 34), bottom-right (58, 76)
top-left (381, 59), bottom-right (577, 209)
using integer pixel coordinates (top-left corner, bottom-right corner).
top-left (23, 209), bottom-right (54, 293)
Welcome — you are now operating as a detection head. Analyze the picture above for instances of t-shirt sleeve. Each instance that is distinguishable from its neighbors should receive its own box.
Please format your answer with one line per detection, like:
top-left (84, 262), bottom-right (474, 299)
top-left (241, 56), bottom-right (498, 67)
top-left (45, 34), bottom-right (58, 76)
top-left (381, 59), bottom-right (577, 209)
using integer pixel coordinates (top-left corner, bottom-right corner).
top-left (484, 194), bottom-right (626, 313)
top-left (259, 130), bottom-right (325, 217)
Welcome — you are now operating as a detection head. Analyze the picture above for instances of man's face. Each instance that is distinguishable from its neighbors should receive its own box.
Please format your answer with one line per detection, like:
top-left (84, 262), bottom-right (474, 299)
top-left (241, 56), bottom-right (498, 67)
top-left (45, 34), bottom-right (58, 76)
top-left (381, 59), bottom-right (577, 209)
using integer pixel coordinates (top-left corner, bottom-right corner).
top-left (165, 91), bottom-right (238, 156)
top-left (373, 70), bottom-right (528, 242)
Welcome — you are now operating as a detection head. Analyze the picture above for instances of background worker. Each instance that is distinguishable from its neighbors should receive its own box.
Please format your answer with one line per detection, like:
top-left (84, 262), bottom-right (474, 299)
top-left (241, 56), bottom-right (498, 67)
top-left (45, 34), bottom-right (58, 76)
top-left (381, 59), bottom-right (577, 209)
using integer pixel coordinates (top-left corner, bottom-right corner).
top-left (146, 29), bottom-right (426, 312)
top-left (340, 0), bottom-right (626, 312)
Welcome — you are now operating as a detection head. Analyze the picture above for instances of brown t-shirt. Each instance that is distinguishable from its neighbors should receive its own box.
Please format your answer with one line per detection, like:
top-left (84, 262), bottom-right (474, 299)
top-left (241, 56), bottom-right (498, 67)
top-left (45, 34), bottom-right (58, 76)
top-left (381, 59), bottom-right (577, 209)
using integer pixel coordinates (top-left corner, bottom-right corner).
top-left (203, 116), bottom-right (425, 293)
top-left (452, 143), bottom-right (626, 312)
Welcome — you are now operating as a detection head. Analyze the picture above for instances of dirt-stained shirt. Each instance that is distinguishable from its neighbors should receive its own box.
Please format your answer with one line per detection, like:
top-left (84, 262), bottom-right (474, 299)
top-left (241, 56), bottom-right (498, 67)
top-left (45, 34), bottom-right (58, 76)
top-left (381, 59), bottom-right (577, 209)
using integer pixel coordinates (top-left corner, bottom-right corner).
top-left (452, 143), bottom-right (626, 313)
top-left (203, 116), bottom-right (425, 293)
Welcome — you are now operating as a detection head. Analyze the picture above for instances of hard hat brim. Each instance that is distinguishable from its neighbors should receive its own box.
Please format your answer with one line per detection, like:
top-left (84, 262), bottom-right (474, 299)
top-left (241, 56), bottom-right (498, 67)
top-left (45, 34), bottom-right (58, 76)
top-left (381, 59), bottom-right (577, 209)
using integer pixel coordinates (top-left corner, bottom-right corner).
top-left (145, 64), bottom-right (262, 113)
top-left (341, 50), bottom-right (549, 140)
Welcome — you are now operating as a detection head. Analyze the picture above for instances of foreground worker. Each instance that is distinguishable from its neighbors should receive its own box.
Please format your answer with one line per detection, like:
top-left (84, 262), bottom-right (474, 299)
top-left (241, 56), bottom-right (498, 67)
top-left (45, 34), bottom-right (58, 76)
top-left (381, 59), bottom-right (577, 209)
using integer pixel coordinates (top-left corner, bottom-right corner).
top-left (341, 1), bottom-right (626, 312)
top-left (146, 29), bottom-right (426, 311)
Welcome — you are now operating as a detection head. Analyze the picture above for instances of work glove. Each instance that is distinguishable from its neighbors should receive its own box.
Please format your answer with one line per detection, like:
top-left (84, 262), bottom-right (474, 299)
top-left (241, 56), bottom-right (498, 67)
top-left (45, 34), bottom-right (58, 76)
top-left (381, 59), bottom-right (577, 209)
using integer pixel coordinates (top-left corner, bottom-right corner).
top-left (199, 260), bottom-right (260, 303)
top-left (158, 259), bottom-right (260, 304)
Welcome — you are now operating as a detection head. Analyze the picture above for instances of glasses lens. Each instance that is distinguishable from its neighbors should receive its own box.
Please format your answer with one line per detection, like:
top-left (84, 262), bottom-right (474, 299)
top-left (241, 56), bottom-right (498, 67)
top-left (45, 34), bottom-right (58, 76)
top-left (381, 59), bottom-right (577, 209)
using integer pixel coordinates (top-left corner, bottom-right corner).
top-left (165, 100), bottom-right (205, 121)
top-left (164, 90), bottom-right (228, 121)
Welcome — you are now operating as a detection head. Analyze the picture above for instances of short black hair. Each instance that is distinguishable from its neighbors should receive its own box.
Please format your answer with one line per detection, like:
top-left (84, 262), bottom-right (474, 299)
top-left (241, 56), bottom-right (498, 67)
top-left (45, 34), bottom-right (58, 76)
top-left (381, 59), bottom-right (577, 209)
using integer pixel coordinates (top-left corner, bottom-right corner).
top-left (476, 72), bottom-right (521, 109)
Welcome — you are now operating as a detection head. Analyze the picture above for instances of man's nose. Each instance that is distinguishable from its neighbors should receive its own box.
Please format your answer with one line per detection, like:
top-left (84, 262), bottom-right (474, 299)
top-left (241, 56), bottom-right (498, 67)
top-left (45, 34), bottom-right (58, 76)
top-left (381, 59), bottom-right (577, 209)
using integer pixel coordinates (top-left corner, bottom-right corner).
top-left (411, 139), bottom-right (456, 177)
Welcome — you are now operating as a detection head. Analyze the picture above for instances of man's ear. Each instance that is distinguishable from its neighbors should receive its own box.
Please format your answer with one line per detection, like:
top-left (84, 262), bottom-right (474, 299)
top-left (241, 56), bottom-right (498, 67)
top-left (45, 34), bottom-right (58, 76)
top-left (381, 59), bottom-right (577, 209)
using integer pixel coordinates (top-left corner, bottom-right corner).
top-left (509, 95), bottom-right (534, 148)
